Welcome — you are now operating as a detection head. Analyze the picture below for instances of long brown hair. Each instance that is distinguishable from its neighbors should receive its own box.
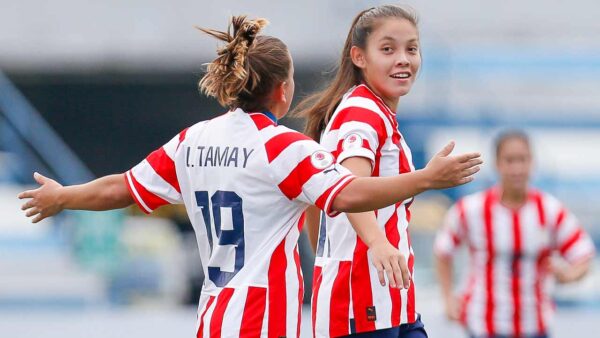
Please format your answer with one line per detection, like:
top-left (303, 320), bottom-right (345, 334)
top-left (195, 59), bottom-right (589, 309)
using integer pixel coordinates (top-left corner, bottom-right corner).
top-left (197, 15), bottom-right (291, 112)
top-left (294, 5), bottom-right (418, 141)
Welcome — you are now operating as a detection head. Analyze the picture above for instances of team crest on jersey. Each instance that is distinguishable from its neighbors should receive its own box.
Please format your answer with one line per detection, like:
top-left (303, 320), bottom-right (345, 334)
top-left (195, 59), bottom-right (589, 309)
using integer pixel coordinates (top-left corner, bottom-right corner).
top-left (310, 150), bottom-right (334, 169)
top-left (342, 133), bottom-right (362, 151)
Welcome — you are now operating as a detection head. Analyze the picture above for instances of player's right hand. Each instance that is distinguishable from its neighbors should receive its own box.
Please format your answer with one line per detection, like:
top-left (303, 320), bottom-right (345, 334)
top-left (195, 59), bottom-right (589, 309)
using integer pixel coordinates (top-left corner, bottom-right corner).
top-left (424, 141), bottom-right (482, 189)
top-left (17, 172), bottom-right (64, 223)
top-left (368, 237), bottom-right (411, 289)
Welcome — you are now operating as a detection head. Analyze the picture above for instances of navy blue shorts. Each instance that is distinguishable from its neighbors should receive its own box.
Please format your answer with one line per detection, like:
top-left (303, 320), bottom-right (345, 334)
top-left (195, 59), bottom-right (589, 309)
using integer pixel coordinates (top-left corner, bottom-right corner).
top-left (342, 315), bottom-right (428, 338)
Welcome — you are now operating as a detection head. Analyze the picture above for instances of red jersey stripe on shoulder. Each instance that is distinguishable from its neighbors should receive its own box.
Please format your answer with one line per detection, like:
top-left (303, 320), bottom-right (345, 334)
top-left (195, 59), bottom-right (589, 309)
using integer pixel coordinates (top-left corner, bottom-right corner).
top-left (268, 239), bottom-right (287, 338)
top-left (554, 208), bottom-right (567, 231)
top-left (178, 127), bottom-right (189, 148)
top-left (349, 85), bottom-right (396, 116)
top-left (531, 191), bottom-right (546, 226)
top-left (125, 170), bottom-right (169, 213)
top-left (239, 287), bottom-right (267, 338)
top-left (146, 147), bottom-right (181, 193)
top-left (329, 106), bottom-right (387, 134)
top-left (314, 174), bottom-right (355, 216)
top-left (278, 155), bottom-right (322, 200)
top-left (196, 296), bottom-right (216, 338)
top-left (209, 288), bottom-right (235, 338)
top-left (249, 113), bottom-right (276, 130)
top-left (329, 261), bottom-right (352, 337)
top-left (265, 131), bottom-right (312, 163)
top-left (559, 228), bottom-right (583, 255)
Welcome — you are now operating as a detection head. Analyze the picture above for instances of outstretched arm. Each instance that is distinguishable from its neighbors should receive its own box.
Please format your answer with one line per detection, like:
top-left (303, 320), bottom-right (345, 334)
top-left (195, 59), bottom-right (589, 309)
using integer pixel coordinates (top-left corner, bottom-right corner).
top-left (333, 142), bottom-right (482, 213)
top-left (18, 172), bottom-right (133, 223)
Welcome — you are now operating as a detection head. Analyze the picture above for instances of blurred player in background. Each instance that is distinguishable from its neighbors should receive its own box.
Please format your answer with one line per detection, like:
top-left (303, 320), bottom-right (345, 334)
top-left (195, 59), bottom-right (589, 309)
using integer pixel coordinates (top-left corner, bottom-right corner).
top-left (18, 15), bottom-right (481, 338)
top-left (297, 4), bottom-right (438, 338)
top-left (434, 130), bottom-right (595, 338)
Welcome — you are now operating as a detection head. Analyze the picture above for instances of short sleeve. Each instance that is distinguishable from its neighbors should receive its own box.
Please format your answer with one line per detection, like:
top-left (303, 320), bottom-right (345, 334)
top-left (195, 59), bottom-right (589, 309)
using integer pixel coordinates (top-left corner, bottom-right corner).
top-left (125, 129), bottom-right (187, 213)
top-left (553, 206), bottom-right (596, 264)
top-left (327, 105), bottom-right (387, 167)
top-left (261, 126), bottom-right (355, 217)
top-left (434, 200), bottom-right (468, 257)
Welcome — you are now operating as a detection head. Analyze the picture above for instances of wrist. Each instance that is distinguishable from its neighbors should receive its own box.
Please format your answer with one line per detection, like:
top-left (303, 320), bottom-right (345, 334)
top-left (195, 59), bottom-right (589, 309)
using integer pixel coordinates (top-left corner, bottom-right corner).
top-left (415, 169), bottom-right (433, 191)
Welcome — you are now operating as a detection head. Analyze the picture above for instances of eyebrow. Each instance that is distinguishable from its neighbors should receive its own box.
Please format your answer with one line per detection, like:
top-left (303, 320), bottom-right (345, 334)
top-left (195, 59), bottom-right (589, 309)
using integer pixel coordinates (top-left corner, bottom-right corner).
top-left (378, 36), bottom-right (419, 43)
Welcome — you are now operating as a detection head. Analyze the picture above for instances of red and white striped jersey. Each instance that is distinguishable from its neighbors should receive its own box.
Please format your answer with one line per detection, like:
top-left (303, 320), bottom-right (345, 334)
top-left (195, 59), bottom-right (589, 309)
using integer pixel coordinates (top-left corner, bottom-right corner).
top-left (434, 186), bottom-right (596, 337)
top-left (124, 108), bottom-right (355, 338)
top-left (312, 84), bottom-right (418, 337)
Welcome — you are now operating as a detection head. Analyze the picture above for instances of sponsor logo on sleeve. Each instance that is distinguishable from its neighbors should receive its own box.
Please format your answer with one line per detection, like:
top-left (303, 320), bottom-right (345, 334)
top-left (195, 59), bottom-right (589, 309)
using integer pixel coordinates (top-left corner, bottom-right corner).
top-left (342, 133), bottom-right (363, 151)
top-left (310, 150), bottom-right (334, 169)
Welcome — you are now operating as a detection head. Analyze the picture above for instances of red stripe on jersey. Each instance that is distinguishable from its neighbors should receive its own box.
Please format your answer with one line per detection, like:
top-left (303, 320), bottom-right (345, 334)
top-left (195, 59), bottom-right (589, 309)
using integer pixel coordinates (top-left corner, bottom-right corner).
top-left (312, 266), bottom-right (323, 338)
top-left (351, 238), bottom-right (376, 332)
top-left (265, 131), bottom-right (312, 163)
top-left (554, 209), bottom-right (566, 231)
top-left (126, 170), bottom-right (170, 212)
top-left (178, 127), bottom-right (189, 144)
top-left (385, 204), bottom-right (402, 326)
top-left (314, 174), bottom-right (355, 215)
top-left (209, 288), bottom-right (235, 338)
top-left (406, 232), bottom-right (416, 323)
top-left (532, 191), bottom-right (546, 226)
top-left (335, 138), bottom-right (374, 158)
top-left (559, 229), bottom-right (583, 255)
top-left (278, 156), bottom-right (321, 200)
top-left (249, 113), bottom-right (276, 130)
top-left (294, 245), bottom-right (304, 338)
top-left (329, 261), bottom-right (352, 337)
top-left (240, 287), bottom-right (267, 338)
top-left (196, 296), bottom-right (215, 338)
top-left (483, 189), bottom-right (496, 336)
top-left (268, 239), bottom-right (287, 338)
top-left (146, 147), bottom-right (181, 193)
top-left (511, 211), bottom-right (522, 337)
top-left (329, 106), bottom-right (387, 135)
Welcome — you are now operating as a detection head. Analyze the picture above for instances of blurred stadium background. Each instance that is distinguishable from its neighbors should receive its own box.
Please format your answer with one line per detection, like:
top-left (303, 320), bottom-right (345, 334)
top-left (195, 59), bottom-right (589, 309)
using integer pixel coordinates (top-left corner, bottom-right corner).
top-left (1, 1), bottom-right (599, 337)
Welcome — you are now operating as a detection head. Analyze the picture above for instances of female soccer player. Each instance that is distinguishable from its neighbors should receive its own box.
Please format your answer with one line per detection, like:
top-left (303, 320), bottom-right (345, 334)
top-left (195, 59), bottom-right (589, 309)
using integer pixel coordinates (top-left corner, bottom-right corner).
top-left (434, 130), bottom-right (595, 338)
top-left (19, 15), bottom-right (480, 338)
top-left (296, 5), bottom-right (437, 337)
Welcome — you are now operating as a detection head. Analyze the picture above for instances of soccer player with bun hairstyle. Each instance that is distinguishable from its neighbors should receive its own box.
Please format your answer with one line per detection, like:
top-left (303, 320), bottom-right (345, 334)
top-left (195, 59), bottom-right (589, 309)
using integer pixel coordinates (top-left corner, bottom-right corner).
top-left (19, 15), bottom-right (480, 337)
top-left (434, 130), bottom-right (595, 338)
top-left (295, 4), bottom-right (478, 337)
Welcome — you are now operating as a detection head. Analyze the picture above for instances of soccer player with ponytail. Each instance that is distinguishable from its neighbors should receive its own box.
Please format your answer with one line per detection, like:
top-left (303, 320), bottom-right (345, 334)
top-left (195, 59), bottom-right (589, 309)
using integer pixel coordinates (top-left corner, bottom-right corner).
top-left (19, 15), bottom-right (481, 337)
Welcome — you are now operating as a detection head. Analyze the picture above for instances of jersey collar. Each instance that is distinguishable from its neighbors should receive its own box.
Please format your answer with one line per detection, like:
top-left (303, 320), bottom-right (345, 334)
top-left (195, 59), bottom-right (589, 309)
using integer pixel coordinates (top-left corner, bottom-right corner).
top-left (260, 111), bottom-right (278, 124)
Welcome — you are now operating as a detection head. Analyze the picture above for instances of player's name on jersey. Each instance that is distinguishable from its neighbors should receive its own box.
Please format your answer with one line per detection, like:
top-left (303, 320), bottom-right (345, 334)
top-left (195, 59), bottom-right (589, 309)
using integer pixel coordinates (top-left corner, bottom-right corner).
top-left (185, 145), bottom-right (254, 168)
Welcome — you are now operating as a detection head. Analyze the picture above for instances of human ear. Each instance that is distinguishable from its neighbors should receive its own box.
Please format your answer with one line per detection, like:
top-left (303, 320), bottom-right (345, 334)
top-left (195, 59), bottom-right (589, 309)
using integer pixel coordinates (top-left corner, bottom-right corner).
top-left (350, 46), bottom-right (367, 69)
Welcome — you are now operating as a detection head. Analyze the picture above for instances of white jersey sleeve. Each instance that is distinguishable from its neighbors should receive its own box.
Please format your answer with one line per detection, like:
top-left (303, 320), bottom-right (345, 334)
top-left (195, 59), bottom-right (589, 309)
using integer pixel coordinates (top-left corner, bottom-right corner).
top-left (435, 199), bottom-right (469, 257)
top-left (552, 203), bottom-right (596, 263)
top-left (124, 128), bottom-right (187, 213)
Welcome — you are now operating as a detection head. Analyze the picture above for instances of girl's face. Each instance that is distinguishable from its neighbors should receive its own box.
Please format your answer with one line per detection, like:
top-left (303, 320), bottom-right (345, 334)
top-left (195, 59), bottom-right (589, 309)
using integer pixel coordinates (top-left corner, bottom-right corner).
top-left (496, 138), bottom-right (532, 193)
top-left (352, 18), bottom-right (421, 110)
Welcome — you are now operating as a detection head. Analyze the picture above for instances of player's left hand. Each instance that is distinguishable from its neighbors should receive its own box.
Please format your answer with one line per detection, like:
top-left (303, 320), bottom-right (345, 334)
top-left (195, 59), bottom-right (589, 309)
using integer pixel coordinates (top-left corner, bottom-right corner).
top-left (368, 237), bottom-right (411, 289)
top-left (18, 172), bottom-right (64, 223)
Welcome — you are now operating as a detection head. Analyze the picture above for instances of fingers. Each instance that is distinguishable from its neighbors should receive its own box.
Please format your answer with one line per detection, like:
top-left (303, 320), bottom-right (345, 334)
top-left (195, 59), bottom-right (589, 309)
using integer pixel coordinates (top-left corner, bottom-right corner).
top-left (32, 213), bottom-right (46, 223)
top-left (376, 262), bottom-right (386, 287)
top-left (398, 256), bottom-right (411, 289)
top-left (18, 189), bottom-right (38, 200)
top-left (436, 141), bottom-right (455, 157)
top-left (25, 207), bottom-right (39, 217)
top-left (383, 261), bottom-right (397, 288)
top-left (459, 158), bottom-right (483, 170)
top-left (33, 172), bottom-right (47, 185)
top-left (456, 152), bottom-right (481, 163)
top-left (21, 198), bottom-right (36, 210)
top-left (390, 259), bottom-right (403, 290)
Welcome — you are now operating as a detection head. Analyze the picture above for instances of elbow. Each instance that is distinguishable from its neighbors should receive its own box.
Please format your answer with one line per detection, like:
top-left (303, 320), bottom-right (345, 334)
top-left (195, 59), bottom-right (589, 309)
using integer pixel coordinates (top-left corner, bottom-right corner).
top-left (331, 190), bottom-right (364, 213)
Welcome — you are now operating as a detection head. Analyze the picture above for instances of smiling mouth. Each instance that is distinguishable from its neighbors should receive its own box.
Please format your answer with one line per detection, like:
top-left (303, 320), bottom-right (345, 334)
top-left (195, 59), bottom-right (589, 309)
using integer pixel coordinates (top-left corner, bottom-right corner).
top-left (390, 72), bottom-right (411, 79)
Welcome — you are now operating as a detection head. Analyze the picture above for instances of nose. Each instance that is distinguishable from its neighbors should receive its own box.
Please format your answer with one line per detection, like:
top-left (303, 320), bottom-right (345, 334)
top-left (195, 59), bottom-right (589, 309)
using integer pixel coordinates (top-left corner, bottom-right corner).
top-left (396, 51), bottom-right (410, 67)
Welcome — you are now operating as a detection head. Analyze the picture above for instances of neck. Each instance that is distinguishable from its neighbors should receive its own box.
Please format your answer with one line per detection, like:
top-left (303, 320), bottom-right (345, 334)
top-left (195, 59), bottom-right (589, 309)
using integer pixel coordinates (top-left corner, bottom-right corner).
top-left (500, 184), bottom-right (527, 208)
top-left (362, 81), bottom-right (399, 112)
